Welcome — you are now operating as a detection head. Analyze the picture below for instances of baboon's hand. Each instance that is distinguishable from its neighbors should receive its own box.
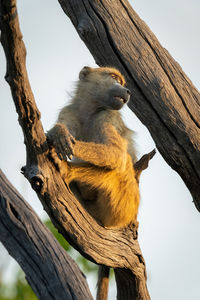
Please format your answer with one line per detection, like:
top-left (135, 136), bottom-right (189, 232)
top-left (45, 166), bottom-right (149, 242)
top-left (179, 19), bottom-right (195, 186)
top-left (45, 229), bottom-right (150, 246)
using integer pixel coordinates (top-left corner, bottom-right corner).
top-left (47, 123), bottom-right (75, 160)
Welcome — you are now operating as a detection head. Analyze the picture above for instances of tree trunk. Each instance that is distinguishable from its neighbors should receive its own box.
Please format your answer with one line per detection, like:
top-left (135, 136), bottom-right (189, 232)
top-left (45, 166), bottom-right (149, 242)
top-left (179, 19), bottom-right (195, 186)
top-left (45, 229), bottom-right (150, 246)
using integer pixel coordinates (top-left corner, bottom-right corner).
top-left (58, 0), bottom-right (200, 211)
top-left (0, 1), bottom-right (150, 299)
top-left (0, 170), bottom-right (93, 300)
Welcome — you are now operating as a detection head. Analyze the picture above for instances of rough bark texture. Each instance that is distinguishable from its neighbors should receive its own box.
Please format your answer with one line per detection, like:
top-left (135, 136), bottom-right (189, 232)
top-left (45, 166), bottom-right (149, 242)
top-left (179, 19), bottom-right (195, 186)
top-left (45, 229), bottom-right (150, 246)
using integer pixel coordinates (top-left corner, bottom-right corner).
top-left (58, 0), bottom-right (200, 211)
top-left (0, 1), bottom-right (150, 299)
top-left (0, 170), bottom-right (93, 300)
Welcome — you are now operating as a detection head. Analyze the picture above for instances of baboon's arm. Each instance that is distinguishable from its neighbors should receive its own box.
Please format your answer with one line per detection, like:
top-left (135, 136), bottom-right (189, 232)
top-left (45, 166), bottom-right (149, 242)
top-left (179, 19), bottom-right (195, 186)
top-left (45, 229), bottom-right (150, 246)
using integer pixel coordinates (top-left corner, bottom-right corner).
top-left (73, 139), bottom-right (126, 169)
top-left (47, 123), bottom-right (127, 170)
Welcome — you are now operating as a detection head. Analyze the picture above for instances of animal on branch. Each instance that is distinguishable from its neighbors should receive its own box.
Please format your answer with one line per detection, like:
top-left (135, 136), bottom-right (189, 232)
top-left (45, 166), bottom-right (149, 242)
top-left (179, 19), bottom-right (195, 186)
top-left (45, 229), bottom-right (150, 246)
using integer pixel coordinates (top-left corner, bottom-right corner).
top-left (47, 66), bottom-right (140, 229)
top-left (47, 66), bottom-right (155, 300)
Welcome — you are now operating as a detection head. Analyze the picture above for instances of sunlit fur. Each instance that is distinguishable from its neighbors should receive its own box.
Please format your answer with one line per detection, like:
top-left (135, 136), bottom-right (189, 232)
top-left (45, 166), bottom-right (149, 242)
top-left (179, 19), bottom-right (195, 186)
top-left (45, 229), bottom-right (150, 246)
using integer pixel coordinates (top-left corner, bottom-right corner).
top-left (50, 66), bottom-right (139, 228)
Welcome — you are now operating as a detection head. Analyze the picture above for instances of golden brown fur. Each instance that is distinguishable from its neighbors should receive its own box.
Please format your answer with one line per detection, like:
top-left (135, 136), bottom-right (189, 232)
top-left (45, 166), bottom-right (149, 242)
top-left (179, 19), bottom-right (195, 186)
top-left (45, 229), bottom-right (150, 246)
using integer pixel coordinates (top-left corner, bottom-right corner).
top-left (56, 123), bottom-right (139, 228)
top-left (48, 66), bottom-right (139, 228)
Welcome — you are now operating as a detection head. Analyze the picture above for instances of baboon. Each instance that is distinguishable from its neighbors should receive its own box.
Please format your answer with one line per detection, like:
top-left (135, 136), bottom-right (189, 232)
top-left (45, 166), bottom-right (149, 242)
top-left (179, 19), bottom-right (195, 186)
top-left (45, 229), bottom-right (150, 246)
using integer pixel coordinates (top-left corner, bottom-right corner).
top-left (47, 66), bottom-right (140, 228)
top-left (47, 66), bottom-right (152, 300)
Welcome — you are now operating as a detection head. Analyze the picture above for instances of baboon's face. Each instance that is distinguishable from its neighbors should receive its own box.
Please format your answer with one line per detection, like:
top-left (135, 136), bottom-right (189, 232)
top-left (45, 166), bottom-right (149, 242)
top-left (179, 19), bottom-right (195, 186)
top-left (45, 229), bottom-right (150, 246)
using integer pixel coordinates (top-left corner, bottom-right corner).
top-left (79, 67), bottom-right (131, 110)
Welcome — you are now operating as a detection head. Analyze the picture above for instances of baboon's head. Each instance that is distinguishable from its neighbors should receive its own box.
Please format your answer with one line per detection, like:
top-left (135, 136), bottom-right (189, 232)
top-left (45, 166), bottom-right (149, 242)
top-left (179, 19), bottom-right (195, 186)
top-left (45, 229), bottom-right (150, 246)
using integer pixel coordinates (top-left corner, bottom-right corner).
top-left (77, 66), bottom-right (131, 110)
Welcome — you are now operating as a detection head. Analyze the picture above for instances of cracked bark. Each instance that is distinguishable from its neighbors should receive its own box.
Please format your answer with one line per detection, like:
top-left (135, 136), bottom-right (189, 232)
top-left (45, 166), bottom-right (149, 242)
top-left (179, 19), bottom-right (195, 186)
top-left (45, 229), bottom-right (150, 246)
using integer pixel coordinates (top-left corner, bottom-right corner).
top-left (58, 0), bottom-right (200, 211)
top-left (0, 1), bottom-right (150, 299)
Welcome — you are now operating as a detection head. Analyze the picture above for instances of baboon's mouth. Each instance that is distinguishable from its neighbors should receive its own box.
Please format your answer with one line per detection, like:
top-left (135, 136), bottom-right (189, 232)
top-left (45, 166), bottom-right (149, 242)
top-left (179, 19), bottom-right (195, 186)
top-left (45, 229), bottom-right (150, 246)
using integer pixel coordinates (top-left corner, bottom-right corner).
top-left (114, 96), bottom-right (127, 103)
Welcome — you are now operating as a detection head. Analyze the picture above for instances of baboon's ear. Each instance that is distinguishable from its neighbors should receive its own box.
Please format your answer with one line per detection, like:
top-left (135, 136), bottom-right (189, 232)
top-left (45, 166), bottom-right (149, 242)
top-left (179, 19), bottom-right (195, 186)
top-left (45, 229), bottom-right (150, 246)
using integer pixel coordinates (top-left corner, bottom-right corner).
top-left (79, 66), bottom-right (91, 80)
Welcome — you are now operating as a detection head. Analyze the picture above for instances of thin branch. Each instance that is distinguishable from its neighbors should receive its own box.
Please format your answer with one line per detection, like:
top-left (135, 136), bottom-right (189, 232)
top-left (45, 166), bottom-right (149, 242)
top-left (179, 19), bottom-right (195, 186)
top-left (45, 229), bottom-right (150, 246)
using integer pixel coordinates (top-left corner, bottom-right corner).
top-left (0, 0), bottom-right (47, 162)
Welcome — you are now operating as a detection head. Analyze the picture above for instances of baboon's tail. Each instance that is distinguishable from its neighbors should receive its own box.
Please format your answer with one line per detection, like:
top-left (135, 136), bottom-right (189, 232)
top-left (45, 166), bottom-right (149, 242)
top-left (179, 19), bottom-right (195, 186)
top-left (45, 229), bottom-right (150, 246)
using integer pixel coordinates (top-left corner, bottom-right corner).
top-left (96, 265), bottom-right (110, 300)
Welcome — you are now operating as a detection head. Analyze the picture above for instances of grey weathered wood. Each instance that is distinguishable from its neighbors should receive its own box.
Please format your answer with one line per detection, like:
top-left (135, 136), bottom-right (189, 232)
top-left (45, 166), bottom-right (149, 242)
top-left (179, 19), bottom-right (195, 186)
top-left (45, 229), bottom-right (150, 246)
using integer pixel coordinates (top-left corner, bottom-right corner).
top-left (0, 169), bottom-right (93, 300)
top-left (58, 0), bottom-right (200, 211)
top-left (0, 1), bottom-right (150, 299)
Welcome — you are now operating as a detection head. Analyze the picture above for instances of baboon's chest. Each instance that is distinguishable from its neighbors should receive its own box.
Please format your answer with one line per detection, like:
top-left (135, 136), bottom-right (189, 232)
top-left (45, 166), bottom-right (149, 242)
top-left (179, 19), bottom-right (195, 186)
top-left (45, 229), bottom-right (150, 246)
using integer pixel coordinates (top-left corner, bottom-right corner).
top-left (78, 110), bottom-right (123, 143)
top-left (78, 116), bottom-right (102, 142)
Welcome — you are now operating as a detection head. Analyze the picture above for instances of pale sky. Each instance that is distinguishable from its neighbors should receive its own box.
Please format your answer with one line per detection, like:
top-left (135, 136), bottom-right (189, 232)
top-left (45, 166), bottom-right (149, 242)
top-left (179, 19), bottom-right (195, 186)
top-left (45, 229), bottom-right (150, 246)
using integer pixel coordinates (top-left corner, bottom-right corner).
top-left (0, 0), bottom-right (200, 299)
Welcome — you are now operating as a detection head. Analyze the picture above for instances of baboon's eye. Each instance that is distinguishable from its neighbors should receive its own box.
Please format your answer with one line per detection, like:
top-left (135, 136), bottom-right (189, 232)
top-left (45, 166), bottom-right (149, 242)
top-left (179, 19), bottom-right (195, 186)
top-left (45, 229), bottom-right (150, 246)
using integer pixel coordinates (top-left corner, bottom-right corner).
top-left (111, 74), bottom-right (122, 85)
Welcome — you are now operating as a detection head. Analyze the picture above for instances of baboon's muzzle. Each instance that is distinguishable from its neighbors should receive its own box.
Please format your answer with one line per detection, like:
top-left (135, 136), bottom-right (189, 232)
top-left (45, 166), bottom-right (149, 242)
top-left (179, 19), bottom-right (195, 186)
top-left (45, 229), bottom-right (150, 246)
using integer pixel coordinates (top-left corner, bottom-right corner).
top-left (112, 85), bottom-right (131, 105)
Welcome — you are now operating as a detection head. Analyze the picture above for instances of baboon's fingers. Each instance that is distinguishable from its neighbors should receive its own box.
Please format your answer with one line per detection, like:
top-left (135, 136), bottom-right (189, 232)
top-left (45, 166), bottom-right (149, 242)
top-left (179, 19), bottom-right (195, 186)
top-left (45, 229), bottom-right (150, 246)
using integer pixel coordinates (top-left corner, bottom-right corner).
top-left (47, 123), bottom-right (76, 160)
top-left (56, 142), bottom-right (73, 161)
top-left (61, 138), bottom-right (75, 160)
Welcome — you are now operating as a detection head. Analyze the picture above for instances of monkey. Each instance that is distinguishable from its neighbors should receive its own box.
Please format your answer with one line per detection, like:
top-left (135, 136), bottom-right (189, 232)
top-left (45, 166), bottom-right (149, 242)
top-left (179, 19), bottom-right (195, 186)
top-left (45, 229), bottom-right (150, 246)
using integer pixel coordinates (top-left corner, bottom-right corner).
top-left (47, 66), bottom-right (141, 300)
top-left (47, 66), bottom-right (140, 228)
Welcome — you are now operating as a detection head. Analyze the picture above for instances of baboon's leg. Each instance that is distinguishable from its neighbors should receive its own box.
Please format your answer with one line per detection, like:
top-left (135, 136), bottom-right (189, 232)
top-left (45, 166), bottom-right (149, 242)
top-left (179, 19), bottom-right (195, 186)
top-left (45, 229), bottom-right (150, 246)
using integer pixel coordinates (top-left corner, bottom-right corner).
top-left (61, 161), bottom-right (112, 191)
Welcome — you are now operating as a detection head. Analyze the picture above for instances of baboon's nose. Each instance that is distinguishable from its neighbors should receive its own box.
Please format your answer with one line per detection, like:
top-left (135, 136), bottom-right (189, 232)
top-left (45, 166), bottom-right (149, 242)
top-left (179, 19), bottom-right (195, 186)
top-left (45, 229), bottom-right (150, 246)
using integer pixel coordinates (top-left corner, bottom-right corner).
top-left (124, 88), bottom-right (131, 103)
top-left (126, 88), bottom-right (131, 96)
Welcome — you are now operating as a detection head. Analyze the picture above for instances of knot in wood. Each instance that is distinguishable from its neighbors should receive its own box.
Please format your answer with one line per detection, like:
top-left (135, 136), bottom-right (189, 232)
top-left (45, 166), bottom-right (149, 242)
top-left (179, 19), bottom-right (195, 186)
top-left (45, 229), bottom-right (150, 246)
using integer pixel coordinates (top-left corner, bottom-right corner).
top-left (30, 175), bottom-right (44, 192)
top-left (123, 222), bottom-right (139, 240)
top-left (77, 18), bottom-right (92, 38)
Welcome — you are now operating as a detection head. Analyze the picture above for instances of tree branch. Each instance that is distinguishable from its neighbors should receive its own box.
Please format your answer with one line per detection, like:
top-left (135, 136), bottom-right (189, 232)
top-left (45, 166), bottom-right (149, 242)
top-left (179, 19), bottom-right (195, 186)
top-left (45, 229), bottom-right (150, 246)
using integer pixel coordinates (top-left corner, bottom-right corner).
top-left (0, 1), bottom-right (150, 299)
top-left (0, 169), bottom-right (93, 300)
top-left (58, 0), bottom-right (200, 211)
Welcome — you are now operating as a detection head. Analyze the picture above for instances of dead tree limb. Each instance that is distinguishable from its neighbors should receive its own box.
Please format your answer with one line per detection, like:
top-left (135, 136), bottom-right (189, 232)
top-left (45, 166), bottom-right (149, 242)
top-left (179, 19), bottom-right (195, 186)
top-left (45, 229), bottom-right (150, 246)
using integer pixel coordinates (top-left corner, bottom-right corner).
top-left (0, 1), bottom-right (151, 299)
top-left (58, 0), bottom-right (200, 210)
top-left (0, 169), bottom-right (93, 300)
